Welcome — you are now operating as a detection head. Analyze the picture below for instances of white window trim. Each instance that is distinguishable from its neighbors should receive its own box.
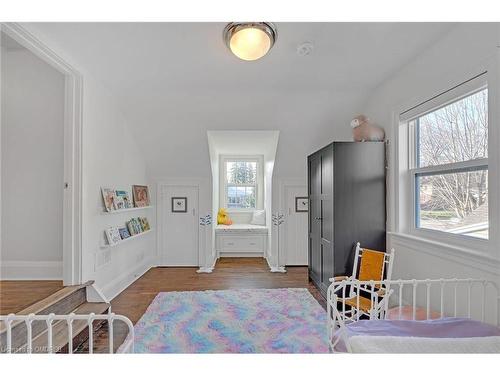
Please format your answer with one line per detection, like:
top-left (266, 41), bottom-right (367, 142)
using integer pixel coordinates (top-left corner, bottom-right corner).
top-left (396, 72), bottom-right (495, 254)
top-left (219, 155), bottom-right (264, 212)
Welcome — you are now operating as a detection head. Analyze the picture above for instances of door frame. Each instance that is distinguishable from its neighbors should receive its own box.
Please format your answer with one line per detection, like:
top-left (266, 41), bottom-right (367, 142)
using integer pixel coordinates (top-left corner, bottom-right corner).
top-left (157, 180), bottom-right (201, 267)
top-left (278, 178), bottom-right (307, 270)
top-left (281, 181), bottom-right (308, 266)
top-left (1, 23), bottom-right (83, 285)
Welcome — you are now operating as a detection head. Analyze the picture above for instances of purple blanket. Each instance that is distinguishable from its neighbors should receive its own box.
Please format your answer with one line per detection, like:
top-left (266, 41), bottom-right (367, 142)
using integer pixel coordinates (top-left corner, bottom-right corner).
top-left (333, 318), bottom-right (500, 352)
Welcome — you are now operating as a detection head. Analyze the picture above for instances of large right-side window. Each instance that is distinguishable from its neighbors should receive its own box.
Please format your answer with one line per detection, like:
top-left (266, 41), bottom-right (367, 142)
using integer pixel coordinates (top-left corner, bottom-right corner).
top-left (408, 85), bottom-right (489, 239)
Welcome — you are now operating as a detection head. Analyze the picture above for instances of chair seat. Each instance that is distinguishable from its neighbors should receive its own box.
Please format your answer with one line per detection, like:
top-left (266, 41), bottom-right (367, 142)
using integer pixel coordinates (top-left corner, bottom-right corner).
top-left (341, 296), bottom-right (373, 312)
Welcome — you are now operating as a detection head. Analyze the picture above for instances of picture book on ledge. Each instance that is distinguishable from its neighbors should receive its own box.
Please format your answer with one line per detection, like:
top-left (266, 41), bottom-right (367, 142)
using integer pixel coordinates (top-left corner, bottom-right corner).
top-left (115, 190), bottom-right (132, 209)
top-left (105, 226), bottom-right (121, 245)
top-left (101, 188), bottom-right (117, 212)
top-left (133, 185), bottom-right (150, 207)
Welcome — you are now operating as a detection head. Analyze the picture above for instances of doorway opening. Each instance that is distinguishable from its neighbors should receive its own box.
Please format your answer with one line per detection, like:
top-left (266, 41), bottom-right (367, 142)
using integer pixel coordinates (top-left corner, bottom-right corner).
top-left (1, 24), bottom-right (82, 285)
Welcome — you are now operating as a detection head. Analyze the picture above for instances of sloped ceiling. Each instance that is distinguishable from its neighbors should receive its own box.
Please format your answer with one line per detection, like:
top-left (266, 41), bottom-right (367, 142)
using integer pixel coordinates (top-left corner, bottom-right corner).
top-left (23, 22), bottom-right (455, 179)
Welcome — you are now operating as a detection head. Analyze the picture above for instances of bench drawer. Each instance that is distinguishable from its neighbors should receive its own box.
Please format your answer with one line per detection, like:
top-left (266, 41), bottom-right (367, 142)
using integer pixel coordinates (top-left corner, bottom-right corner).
top-left (220, 236), bottom-right (264, 252)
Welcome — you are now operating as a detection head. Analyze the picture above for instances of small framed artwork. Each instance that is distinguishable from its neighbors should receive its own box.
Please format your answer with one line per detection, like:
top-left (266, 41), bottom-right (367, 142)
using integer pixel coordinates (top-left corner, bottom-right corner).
top-left (295, 197), bottom-right (309, 212)
top-left (132, 185), bottom-right (150, 207)
top-left (172, 197), bottom-right (187, 213)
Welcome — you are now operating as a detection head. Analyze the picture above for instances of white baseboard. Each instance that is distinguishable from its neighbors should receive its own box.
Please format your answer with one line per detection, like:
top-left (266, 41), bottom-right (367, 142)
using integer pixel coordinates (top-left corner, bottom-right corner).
top-left (0, 261), bottom-right (63, 280)
top-left (99, 257), bottom-right (152, 301)
top-left (197, 258), bottom-right (217, 273)
top-left (270, 266), bottom-right (287, 273)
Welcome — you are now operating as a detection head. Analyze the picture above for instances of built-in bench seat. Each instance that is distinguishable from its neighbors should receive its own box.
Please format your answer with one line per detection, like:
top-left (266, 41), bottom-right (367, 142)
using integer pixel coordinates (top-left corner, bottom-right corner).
top-left (215, 223), bottom-right (268, 257)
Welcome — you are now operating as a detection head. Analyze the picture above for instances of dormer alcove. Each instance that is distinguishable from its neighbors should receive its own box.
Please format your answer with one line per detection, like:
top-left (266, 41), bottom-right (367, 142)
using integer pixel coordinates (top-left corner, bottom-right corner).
top-left (207, 131), bottom-right (279, 267)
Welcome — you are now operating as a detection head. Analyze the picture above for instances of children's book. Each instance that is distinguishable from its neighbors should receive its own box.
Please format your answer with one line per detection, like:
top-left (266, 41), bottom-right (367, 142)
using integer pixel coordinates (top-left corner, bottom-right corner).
top-left (118, 227), bottom-right (131, 240)
top-left (139, 217), bottom-right (151, 231)
top-left (105, 226), bottom-right (121, 245)
top-left (115, 190), bottom-right (132, 209)
top-left (101, 188), bottom-right (117, 212)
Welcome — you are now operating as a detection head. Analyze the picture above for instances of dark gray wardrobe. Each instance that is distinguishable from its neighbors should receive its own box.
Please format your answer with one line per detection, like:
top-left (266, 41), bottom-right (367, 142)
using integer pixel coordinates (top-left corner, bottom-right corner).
top-left (307, 142), bottom-right (386, 297)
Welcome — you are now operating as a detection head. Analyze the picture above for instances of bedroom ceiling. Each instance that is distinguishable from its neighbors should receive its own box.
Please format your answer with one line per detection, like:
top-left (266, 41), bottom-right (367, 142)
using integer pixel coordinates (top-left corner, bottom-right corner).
top-left (22, 22), bottom-right (456, 178)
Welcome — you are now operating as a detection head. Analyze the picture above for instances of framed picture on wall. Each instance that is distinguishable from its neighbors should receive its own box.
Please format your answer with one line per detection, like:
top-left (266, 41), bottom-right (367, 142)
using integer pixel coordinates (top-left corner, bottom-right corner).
top-left (172, 197), bottom-right (187, 213)
top-left (132, 185), bottom-right (150, 207)
top-left (295, 197), bottom-right (308, 212)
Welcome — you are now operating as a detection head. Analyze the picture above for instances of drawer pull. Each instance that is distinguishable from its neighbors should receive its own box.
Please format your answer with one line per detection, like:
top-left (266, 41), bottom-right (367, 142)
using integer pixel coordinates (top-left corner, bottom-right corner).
top-left (249, 242), bottom-right (256, 245)
top-left (227, 242), bottom-right (235, 245)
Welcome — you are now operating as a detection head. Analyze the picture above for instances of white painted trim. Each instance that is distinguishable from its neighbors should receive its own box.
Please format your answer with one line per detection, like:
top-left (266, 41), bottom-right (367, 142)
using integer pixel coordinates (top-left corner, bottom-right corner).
top-left (99, 257), bottom-right (152, 301)
top-left (197, 258), bottom-right (217, 274)
top-left (0, 261), bottom-right (63, 280)
top-left (219, 154), bottom-right (264, 211)
top-left (391, 56), bottom-right (499, 259)
top-left (1, 23), bottom-right (83, 286)
top-left (86, 284), bottom-right (109, 304)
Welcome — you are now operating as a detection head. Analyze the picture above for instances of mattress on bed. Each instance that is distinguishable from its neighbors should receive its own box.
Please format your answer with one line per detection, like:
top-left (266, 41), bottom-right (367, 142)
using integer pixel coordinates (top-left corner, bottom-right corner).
top-left (348, 335), bottom-right (500, 353)
top-left (215, 223), bottom-right (268, 234)
top-left (333, 318), bottom-right (500, 353)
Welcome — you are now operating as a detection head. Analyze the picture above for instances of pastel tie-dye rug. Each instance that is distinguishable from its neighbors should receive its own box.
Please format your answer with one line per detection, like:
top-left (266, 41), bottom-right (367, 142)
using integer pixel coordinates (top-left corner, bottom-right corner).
top-left (120, 288), bottom-right (329, 353)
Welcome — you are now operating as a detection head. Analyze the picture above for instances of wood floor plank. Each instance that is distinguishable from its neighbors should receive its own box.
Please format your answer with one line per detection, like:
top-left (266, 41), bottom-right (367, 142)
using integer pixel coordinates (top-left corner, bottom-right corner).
top-left (0, 280), bottom-right (64, 315)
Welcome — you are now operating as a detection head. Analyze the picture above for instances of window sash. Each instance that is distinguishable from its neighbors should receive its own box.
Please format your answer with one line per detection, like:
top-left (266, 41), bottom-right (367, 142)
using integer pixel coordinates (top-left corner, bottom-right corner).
top-left (405, 77), bottom-right (489, 242)
top-left (223, 158), bottom-right (260, 210)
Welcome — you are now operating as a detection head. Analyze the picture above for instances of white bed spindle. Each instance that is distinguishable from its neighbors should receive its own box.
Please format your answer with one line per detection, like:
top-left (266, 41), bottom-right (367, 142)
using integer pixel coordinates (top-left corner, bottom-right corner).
top-left (6, 313), bottom-right (14, 354)
top-left (398, 284), bottom-right (403, 320)
top-left (481, 281), bottom-right (487, 323)
top-left (467, 280), bottom-right (472, 318)
top-left (440, 279), bottom-right (445, 319)
top-left (454, 280), bottom-right (458, 317)
top-left (67, 313), bottom-right (75, 353)
top-left (426, 280), bottom-right (431, 320)
top-left (26, 313), bottom-right (35, 354)
top-left (46, 313), bottom-right (55, 354)
top-left (108, 313), bottom-right (115, 353)
top-left (87, 313), bottom-right (95, 354)
top-left (412, 280), bottom-right (417, 320)
top-left (342, 281), bottom-right (346, 319)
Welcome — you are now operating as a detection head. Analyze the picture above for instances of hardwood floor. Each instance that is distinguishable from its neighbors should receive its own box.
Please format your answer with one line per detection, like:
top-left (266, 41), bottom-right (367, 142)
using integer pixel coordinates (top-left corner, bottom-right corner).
top-left (86, 258), bottom-right (323, 352)
top-left (1, 259), bottom-right (323, 353)
top-left (0, 280), bottom-right (64, 315)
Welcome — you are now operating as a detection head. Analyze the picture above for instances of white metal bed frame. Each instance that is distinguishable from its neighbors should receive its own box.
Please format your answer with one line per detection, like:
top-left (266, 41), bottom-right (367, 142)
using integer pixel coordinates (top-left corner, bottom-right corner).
top-left (0, 312), bottom-right (134, 354)
top-left (327, 278), bottom-right (500, 351)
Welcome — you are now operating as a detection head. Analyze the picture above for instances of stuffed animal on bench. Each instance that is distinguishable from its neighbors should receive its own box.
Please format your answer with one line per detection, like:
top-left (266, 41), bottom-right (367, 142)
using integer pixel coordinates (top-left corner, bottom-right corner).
top-left (351, 114), bottom-right (385, 142)
top-left (217, 208), bottom-right (233, 225)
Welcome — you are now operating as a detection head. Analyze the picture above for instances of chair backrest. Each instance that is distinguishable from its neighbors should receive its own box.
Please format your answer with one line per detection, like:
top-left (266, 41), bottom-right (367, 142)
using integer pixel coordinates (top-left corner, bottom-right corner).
top-left (351, 242), bottom-right (395, 283)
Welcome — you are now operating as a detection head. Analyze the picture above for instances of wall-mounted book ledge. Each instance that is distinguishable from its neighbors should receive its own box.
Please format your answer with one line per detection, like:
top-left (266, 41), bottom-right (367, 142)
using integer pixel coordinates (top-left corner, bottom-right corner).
top-left (101, 205), bottom-right (153, 215)
top-left (101, 229), bottom-right (154, 249)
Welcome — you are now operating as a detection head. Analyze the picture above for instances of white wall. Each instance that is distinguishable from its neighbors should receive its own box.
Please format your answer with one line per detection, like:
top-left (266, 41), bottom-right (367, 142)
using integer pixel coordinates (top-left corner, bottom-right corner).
top-left (1, 45), bottom-right (65, 279)
top-left (81, 74), bottom-right (155, 300)
top-left (16, 24), bottom-right (155, 299)
top-left (363, 23), bottom-right (500, 307)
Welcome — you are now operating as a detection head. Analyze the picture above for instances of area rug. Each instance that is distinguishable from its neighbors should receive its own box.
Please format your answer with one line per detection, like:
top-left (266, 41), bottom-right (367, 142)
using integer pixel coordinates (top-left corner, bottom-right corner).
top-left (119, 288), bottom-right (329, 353)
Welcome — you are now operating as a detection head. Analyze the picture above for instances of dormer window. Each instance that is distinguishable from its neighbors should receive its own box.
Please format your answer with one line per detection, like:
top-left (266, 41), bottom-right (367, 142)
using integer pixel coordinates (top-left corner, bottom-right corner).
top-left (221, 155), bottom-right (264, 210)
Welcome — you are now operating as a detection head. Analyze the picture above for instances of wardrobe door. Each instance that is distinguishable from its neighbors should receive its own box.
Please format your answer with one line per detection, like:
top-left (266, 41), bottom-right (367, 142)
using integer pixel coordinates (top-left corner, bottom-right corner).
top-left (333, 142), bottom-right (386, 276)
top-left (308, 153), bottom-right (322, 284)
top-left (319, 144), bottom-right (334, 293)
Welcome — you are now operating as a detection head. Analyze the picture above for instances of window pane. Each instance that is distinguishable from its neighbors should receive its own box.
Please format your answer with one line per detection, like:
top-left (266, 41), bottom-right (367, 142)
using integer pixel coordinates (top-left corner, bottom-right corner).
top-left (417, 89), bottom-right (488, 167)
top-left (416, 169), bottom-right (488, 239)
top-left (226, 185), bottom-right (255, 209)
top-left (226, 161), bottom-right (257, 184)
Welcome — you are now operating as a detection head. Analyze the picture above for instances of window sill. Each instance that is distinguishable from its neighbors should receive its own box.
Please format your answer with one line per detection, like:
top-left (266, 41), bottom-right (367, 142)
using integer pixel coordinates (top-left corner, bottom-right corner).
top-left (223, 208), bottom-right (258, 213)
top-left (388, 232), bottom-right (500, 274)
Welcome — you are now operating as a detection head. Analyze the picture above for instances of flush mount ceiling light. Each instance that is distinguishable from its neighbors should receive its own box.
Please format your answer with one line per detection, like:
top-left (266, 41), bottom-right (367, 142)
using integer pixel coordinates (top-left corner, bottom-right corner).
top-left (223, 22), bottom-right (277, 61)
